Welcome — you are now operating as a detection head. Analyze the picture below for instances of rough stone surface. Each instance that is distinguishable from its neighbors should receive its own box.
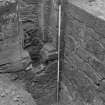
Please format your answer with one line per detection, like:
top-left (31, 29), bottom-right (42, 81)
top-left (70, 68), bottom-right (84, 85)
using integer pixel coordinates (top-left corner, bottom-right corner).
top-left (0, 73), bottom-right (36, 105)
top-left (61, 0), bottom-right (105, 105)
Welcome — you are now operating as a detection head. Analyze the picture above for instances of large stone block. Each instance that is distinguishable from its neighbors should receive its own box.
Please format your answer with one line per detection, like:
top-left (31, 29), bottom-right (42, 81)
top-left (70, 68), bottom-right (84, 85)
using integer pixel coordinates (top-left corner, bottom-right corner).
top-left (64, 53), bottom-right (83, 71)
top-left (66, 51), bottom-right (100, 85)
top-left (60, 81), bottom-right (77, 105)
top-left (72, 20), bottom-right (85, 41)
top-left (75, 48), bottom-right (102, 83)
top-left (63, 59), bottom-right (76, 72)
top-left (64, 21), bottom-right (73, 36)
top-left (85, 38), bottom-right (105, 62)
top-left (64, 18), bottom-right (85, 43)
top-left (63, 68), bottom-right (96, 104)
top-left (99, 38), bottom-right (105, 51)
top-left (64, 68), bottom-right (92, 88)
top-left (89, 58), bottom-right (105, 78)
top-left (75, 47), bottom-right (91, 62)
top-left (94, 18), bottom-right (105, 37)
top-left (62, 74), bottom-right (76, 97)
top-left (64, 35), bottom-right (76, 53)
top-left (84, 27), bottom-right (101, 41)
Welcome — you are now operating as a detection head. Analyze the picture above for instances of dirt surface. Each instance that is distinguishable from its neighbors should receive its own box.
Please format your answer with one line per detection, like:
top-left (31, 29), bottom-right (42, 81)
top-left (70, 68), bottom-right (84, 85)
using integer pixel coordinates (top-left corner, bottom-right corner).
top-left (0, 73), bottom-right (37, 105)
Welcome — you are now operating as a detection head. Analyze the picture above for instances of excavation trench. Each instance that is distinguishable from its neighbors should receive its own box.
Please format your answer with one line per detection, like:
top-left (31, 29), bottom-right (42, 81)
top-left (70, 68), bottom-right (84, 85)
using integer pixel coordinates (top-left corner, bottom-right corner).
top-left (0, 0), bottom-right (59, 105)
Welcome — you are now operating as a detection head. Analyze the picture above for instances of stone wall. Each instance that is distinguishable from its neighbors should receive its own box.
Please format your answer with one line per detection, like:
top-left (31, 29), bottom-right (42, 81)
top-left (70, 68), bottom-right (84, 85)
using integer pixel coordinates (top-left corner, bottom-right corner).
top-left (21, 0), bottom-right (58, 46)
top-left (43, 0), bottom-right (58, 47)
top-left (60, 0), bottom-right (105, 105)
top-left (0, 0), bottom-right (31, 73)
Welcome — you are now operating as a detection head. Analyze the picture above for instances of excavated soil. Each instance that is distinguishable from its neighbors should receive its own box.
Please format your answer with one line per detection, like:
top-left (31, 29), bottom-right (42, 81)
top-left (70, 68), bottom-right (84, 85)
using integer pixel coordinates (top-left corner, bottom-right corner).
top-left (0, 73), bottom-right (36, 105)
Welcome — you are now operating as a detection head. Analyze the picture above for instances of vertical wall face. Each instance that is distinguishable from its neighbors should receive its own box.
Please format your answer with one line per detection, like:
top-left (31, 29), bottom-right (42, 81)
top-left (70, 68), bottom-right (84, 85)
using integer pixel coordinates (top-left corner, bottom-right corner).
top-left (43, 0), bottom-right (58, 46)
top-left (20, 0), bottom-right (58, 46)
top-left (20, 0), bottom-right (43, 39)
top-left (61, 0), bottom-right (105, 105)
top-left (0, 0), bottom-right (17, 60)
top-left (0, 0), bottom-right (31, 73)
